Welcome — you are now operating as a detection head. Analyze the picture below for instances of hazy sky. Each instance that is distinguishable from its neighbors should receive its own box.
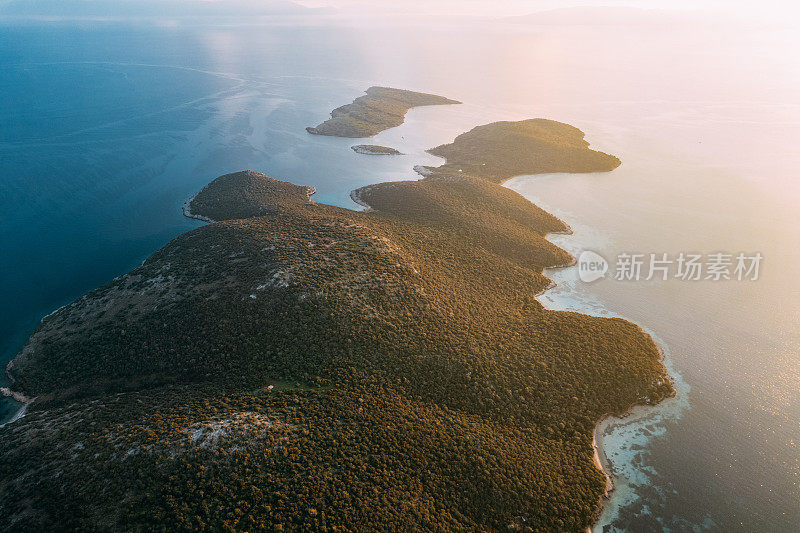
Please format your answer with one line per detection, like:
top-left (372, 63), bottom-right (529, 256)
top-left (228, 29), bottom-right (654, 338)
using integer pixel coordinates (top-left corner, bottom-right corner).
top-left (1, 0), bottom-right (796, 24)
top-left (296, 0), bottom-right (797, 18)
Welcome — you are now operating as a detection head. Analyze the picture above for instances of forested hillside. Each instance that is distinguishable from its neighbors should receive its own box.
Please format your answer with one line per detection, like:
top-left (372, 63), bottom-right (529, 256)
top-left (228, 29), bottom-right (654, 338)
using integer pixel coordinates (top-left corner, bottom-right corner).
top-left (1, 120), bottom-right (672, 532)
top-left (419, 119), bottom-right (621, 182)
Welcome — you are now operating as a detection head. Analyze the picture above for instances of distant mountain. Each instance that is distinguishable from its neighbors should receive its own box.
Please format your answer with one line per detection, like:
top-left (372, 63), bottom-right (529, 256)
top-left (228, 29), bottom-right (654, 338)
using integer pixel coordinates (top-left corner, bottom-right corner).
top-left (0, 0), bottom-right (319, 19)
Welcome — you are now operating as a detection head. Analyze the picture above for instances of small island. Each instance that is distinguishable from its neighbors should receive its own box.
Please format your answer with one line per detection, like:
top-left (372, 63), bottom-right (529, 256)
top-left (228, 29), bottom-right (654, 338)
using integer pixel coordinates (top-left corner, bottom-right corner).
top-left (1, 116), bottom-right (671, 532)
top-left (306, 86), bottom-right (460, 137)
top-left (351, 144), bottom-right (402, 155)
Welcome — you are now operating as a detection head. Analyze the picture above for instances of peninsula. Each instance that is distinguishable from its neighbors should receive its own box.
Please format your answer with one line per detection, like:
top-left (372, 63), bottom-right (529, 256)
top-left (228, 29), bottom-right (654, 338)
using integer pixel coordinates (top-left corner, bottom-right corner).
top-left (1, 115), bottom-right (671, 532)
top-left (306, 86), bottom-right (460, 137)
top-left (417, 119), bottom-right (621, 182)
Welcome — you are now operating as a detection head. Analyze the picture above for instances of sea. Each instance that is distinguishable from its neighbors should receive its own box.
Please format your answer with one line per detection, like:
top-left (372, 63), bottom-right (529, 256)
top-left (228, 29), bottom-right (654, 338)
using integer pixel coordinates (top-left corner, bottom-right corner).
top-left (1, 13), bottom-right (798, 531)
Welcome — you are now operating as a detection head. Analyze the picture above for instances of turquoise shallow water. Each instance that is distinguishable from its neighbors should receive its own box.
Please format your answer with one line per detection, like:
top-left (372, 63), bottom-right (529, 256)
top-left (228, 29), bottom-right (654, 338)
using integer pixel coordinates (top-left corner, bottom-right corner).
top-left (2, 19), bottom-right (799, 531)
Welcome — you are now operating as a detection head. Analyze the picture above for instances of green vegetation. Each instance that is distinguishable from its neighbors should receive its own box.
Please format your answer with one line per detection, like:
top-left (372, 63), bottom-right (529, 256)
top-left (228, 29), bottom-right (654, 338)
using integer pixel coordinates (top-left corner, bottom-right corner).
top-left (354, 175), bottom-right (572, 274)
top-left (418, 119), bottom-right (621, 183)
top-left (306, 86), bottom-right (460, 138)
top-left (1, 120), bottom-right (672, 532)
top-left (351, 144), bottom-right (402, 155)
top-left (187, 170), bottom-right (316, 222)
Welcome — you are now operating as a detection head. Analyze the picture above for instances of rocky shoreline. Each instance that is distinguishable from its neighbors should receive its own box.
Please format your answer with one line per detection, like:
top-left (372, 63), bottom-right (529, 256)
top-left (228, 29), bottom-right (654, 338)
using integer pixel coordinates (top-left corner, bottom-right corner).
top-left (525, 215), bottom-right (679, 532)
top-left (0, 382), bottom-right (34, 428)
top-left (0, 386), bottom-right (31, 404)
top-left (182, 193), bottom-right (215, 223)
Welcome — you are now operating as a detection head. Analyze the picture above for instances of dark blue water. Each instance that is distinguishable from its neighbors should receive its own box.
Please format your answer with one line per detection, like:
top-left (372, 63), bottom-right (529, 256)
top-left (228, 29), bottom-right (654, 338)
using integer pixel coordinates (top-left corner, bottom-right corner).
top-left (0, 22), bottom-right (453, 421)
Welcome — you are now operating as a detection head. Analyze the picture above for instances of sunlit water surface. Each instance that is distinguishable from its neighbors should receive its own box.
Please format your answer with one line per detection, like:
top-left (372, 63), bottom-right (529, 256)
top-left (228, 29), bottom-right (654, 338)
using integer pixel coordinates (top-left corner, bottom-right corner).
top-left (1, 17), bottom-right (799, 531)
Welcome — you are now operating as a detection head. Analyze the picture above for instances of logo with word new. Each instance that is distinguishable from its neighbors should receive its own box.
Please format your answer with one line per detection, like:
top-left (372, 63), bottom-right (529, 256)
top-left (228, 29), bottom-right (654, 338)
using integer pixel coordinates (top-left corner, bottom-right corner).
top-left (578, 250), bottom-right (608, 283)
